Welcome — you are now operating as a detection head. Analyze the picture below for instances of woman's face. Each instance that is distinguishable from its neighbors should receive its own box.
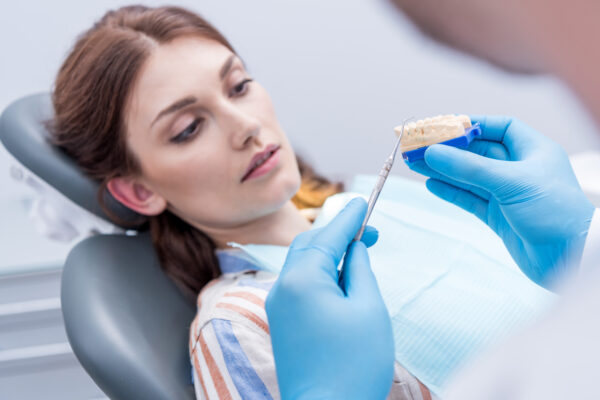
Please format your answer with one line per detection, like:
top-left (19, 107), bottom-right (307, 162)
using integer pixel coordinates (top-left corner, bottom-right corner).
top-left (121, 36), bottom-right (301, 229)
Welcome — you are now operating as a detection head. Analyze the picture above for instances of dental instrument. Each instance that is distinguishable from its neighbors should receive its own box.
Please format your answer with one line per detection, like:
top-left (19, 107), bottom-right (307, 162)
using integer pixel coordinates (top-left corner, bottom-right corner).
top-left (353, 119), bottom-right (409, 242)
top-left (337, 119), bottom-right (407, 285)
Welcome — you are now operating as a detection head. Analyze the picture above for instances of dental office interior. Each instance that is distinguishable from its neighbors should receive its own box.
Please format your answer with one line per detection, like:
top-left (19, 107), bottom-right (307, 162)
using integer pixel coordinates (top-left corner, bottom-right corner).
top-left (2, 0), bottom-right (600, 399)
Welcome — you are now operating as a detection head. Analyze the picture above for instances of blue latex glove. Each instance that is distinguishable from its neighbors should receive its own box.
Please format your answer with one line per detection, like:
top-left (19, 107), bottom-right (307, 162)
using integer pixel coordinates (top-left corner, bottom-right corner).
top-left (409, 115), bottom-right (595, 289)
top-left (265, 198), bottom-right (395, 400)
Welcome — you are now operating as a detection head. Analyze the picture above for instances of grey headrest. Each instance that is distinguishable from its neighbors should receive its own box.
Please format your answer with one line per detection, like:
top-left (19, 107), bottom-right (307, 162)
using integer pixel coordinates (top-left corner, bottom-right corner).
top-left (0, 93), bottom-right (144, 229)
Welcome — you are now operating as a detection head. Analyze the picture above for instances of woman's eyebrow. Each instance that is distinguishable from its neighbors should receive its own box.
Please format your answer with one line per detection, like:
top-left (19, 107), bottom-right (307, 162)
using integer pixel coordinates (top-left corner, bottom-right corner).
top-left (219, 54), bottom-right (237, 80)
top-left (151, 55), bottom-right (240, 128)
top-left (152, 96), bottom-right (197, 127)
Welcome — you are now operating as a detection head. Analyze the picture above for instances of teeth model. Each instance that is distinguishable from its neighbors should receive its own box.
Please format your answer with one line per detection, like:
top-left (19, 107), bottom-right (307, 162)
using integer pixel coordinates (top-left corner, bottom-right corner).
top-left (395, 114), bottom-right (472, 152)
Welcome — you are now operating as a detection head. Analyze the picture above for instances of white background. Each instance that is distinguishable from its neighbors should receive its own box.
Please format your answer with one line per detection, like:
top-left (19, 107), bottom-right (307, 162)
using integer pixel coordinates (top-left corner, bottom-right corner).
top-left (1, 0), bottom-right (600, 254)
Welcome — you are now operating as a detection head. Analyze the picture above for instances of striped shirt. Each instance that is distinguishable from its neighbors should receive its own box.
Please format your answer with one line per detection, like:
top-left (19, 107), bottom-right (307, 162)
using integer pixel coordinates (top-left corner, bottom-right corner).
top-left (189, 249), bottom-right (428, 400)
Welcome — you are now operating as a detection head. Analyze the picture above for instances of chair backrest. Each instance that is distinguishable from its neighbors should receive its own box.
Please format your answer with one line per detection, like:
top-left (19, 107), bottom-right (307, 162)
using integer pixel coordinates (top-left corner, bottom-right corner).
top-left (63, 233), bottom-right (196, 400)
top-left (0, 93), bottom-right (196, 400)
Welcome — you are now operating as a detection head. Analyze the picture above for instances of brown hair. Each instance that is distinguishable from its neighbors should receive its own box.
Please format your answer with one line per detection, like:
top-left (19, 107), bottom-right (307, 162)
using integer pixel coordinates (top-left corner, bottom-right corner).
top-left (51, 5), bottom-right (342, 298)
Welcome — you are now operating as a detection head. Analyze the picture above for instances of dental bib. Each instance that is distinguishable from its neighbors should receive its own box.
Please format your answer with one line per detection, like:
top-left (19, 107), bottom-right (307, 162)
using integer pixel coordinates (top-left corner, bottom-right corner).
top-left (230, 175), bottom-right (555, 396)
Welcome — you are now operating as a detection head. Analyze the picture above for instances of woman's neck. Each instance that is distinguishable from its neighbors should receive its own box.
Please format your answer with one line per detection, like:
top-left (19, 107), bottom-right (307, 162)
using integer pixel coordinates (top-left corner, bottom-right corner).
top-left (203, 201), bottom-right (313, 248)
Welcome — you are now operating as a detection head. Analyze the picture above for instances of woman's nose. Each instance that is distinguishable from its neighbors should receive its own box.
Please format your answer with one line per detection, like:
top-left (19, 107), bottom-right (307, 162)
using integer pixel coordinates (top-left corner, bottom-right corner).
top-left (222, 104), bottom-right (262, 149)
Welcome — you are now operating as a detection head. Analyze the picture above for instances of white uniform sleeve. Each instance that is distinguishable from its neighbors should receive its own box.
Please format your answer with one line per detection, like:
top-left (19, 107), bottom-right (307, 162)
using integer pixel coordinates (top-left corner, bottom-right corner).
top-left (580, 208), bottom-right (600, 274)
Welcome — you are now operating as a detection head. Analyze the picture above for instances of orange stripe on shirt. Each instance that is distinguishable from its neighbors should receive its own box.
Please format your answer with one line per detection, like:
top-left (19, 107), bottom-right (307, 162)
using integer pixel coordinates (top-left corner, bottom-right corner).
top-left (198, 279), bottom-right (221, 310)
top-left (189, 318), bottom-right (198, 356)
top-left (223, 291), bottom-right (265, 308)
top-left (199, 330), bottom-right (233, 400)
top-left (216, 302), bottom-right (270, 334)
top-left (192, 348), bottom-right (210, 400)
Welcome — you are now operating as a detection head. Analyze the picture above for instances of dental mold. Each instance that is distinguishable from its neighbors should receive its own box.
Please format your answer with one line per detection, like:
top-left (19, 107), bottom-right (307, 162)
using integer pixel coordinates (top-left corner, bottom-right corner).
top-left (394, 115), bottom-right (481, 163)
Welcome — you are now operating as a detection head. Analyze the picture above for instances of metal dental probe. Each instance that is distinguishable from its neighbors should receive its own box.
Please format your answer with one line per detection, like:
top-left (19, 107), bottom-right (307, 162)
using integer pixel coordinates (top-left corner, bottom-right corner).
top-left (354, 119), bottom-right (409, 241)
top-left (338, 118), bottom-right (410, 284)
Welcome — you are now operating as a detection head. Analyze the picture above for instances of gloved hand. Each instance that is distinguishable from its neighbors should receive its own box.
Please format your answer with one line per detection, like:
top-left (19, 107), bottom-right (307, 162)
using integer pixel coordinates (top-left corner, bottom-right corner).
top-left (265, 198), bottom-right (395, 400)
top-left (409, 115), bottom-right (595, 289)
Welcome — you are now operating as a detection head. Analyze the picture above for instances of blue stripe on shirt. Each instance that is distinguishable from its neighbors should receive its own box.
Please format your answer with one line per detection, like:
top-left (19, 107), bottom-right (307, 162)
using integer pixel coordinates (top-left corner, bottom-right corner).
top-left (216, 251), bottom-right (260, 274)
top-left (211, 319), bottom-right (273, 400)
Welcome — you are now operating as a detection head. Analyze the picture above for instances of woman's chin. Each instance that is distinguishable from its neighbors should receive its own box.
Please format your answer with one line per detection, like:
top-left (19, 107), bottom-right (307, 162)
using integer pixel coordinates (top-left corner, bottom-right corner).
top-left (272, 183), bottom-right (301, 207)
top-left (260, 175), bottom-right (301, 210)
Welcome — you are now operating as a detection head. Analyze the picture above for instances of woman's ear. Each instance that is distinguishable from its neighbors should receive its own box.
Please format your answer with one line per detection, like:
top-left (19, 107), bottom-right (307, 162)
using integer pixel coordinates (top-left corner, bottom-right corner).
top-left (106, 177), bottom-right (167, 216)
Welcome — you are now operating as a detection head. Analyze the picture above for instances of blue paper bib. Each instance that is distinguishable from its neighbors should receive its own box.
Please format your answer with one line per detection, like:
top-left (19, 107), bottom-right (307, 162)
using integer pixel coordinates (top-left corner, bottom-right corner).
top-left (230, 175), bottom-right (555, 396)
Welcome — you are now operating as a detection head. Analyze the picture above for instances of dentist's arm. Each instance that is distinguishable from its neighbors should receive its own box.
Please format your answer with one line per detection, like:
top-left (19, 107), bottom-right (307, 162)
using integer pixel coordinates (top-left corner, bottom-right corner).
top-left (265, 198), bottom-right (395, 400)
top-left (409, 116), bottom-right (595, 289)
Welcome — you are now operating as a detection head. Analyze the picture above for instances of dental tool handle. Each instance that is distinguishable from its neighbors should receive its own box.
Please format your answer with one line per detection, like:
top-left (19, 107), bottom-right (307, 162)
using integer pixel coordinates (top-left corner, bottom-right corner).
top-left (340, 160), bottom-right (390, 285)
top-left (354, 156), bottom-right (392, 242)
top-left (342, 122), bottom-right (404, 285)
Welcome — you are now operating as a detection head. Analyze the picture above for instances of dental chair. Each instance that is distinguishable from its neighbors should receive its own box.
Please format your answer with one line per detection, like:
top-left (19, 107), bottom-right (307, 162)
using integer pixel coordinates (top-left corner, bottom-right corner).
top-left (0, 94), bottom-right (197, 400)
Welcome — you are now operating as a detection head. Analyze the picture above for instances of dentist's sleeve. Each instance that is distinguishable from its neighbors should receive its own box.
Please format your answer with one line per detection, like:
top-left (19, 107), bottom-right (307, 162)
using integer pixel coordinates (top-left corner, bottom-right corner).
top-left (580, 208), bottom-right (600, 274)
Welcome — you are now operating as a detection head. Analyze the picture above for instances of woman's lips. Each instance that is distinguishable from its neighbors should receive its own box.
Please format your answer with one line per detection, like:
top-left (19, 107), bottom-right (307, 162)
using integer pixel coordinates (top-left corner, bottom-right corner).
top-left (241, 144), bottom-right (281, 182)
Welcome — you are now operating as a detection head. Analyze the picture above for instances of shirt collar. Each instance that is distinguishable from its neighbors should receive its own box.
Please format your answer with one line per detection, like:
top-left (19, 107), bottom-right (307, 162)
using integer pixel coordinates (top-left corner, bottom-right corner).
top-left (215, 248), bottom-right (261, 274)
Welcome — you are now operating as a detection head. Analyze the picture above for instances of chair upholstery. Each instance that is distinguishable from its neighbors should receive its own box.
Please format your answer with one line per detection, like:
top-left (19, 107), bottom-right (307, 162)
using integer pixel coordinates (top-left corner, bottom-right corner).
top-left (0, 93), bottom-right (141, 227)
top-left (62, 233), bottom-right (196, 400)
top-left (0, 93), bottom-right (196, 400)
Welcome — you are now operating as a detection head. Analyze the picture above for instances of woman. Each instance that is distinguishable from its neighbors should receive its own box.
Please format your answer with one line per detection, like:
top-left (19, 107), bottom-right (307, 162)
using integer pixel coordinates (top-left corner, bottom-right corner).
top-left (50, 5), bottom-right (430, 399)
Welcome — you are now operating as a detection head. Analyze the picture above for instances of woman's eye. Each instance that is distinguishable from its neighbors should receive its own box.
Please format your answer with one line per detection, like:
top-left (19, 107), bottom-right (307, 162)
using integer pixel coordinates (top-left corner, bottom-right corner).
top-left (170, 118), bottom-right (203, 144)
top-left (230, 78), bottom-right (253, 97)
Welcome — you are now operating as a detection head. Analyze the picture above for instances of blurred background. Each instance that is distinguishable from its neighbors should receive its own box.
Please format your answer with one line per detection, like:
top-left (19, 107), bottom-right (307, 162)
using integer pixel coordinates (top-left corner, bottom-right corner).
top-left (1, 0), bottom-right (600, 398)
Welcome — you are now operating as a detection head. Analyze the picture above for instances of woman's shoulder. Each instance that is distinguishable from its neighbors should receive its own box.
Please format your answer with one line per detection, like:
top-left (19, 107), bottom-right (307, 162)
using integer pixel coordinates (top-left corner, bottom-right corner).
top-left (193, 270), bottom-right (277, 335)
top-left (189, 270), bottom-right (282, 400)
